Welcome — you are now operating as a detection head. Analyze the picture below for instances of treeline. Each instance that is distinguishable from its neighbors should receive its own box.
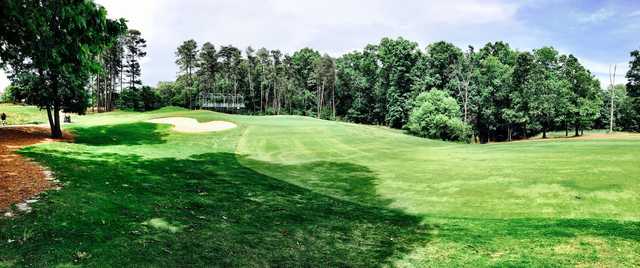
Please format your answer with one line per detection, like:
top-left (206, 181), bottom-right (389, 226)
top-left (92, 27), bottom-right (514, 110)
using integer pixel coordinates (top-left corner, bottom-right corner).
top-left (5, 30), bottom-right (639, 142)
top-left (91, 29), bottom-right (149, 112)
top-left (156, 38), bottom-right (639, 142)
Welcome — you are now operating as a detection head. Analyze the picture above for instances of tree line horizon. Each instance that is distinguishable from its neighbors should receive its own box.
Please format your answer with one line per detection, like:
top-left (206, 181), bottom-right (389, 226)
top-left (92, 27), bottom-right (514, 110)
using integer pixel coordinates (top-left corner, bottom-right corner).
top-left (2, 1), bottom-right (639, 142)
top-left (86, 33), bottom-right (640, 143)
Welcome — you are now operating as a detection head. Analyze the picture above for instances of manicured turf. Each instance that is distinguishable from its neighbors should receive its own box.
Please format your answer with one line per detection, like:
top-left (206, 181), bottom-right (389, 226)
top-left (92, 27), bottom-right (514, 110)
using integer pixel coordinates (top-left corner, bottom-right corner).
top-left (0, 104), bottom-right (47, 125)
top-left (1, 106), bottom-right (639, 267)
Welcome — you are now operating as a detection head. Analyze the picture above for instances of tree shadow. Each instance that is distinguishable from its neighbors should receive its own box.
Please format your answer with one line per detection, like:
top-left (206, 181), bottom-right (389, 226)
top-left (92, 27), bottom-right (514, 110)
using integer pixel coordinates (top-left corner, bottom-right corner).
top-left (241, 159), bottom-right (394, 207)
top-left (72, 122), bottom-right (168, 146)
top-left (1, 149), bottom-right (429, 267)
top-left (4, 147), bottom-right (638, 266)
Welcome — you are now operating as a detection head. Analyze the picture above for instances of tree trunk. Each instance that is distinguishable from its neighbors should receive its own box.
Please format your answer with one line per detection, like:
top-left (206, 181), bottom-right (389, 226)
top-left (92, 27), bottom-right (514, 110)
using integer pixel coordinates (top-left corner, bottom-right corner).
top-left (248, 69), bottom-right (253, 113)
top-left (575, 120), bottom-right (580, 136)
top-left (47, 103), bottom-right (62, 138)
top-left (331, 81), bottom-right (336, 120)
top-left (46, 106), bottom-right (55, 135)
top-left (53, 103), bottom-right (62, 138)
top-left (542, 125), bottom-right (547, 139)
top-left (565, 121), bottom-right (568, 137)
top-left (317, 84), bottom-right (321, 118)
top-left (463, 81), bottom-right (469, 123)
top-left (507, 125), bottom-right (512, 142)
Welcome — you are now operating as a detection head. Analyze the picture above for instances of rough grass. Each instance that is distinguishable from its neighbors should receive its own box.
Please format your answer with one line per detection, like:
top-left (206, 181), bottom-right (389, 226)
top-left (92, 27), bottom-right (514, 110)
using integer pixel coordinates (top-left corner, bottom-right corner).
top-left (1, 106), bottom-right (639, 267)
top-left (0, 104), bottom-right (47, 125)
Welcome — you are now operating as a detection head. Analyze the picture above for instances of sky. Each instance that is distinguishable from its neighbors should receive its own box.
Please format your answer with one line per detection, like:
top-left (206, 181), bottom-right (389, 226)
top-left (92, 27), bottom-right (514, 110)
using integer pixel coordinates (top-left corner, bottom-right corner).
top-left (2, 0), bottom-right (639, 92)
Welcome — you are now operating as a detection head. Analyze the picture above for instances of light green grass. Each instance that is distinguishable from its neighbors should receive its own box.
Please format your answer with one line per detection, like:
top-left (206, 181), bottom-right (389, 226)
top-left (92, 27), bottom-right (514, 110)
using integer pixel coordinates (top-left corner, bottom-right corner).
top-left (1, 106), bottom-right (639, 267)
top-left (0, 104), bottom-right (48, 125)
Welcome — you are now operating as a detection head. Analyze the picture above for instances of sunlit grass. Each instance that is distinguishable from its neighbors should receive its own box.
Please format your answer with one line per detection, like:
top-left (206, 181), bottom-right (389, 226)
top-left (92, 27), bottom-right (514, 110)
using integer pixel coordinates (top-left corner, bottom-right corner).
top-left (1, 106), bottom-right (639, 266)
top-left (0, 104), bottom-right (47, 125)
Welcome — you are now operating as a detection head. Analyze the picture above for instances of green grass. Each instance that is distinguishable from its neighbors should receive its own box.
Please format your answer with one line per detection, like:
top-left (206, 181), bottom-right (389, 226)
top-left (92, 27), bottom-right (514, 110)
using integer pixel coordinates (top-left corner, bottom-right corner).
top-left (1, 106), bottom-right (639, 267)
top-left (0, 103), bottom-right (48, 125)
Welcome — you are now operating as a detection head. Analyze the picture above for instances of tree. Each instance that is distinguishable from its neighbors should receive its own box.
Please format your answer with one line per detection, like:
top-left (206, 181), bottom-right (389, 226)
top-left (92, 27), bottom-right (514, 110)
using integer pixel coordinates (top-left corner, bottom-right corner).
top-left (422, 41), bottom-right (463, 93)
top-left (312, 54), bottom-right (336, 118)
top-left (176, 39), bottom-right (199, 108)
top-left (291, 48), bottom-right (321, 115)
top-left (245, 46), bottom-right (257, 112)
top-left (609, 64), bottom-right (617, 133)
top-left (376, 37), bottom-right (421, 128)
top-left (0, 0), bottom-right (126, 137)
top-left (453, 46), bottom-right (477, 124)
top-left (123, 29), bottom-right (147, 96)
top-left (217, 45), bottom-right (242, 110)
top-left (94, 35), bottom-right (125, 112)
top-left (511, 52), bottom-right (536, 138)
top-left (625, 49), bottom-right (640, 131)
top-left (336, 46), bottom-right (380, 123)
top-left (140, 85), bottom-right (160, 111)
top-left (271, 49), bottom-right (283, 114)
top-left (599, 84), bottom-right (639, 131)
top-left (255, 48), bottom-right (272, 113)
top-left (528, 47), bottom-right (569, 139)
top-left (559, 55), bottom-right (601, 136)
top-left (156, 81), bottom-right (180, 107)
top-left (471, 56), bottom-right (511, 143)
top-left (196, 42), bottom-right (218, 103)
top-left (407, 89), bottom-right (471, 142)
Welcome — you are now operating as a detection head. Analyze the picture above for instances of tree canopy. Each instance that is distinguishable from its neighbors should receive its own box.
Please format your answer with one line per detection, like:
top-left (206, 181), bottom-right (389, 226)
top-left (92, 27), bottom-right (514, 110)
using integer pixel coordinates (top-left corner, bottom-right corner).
top-left (0, 0), bottom-right (126, 137)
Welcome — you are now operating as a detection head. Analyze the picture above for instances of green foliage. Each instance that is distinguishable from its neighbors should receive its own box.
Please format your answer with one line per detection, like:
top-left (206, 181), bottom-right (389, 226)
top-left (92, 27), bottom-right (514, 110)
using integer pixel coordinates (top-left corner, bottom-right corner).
top-left (376, 37), bottom-right (422, 128)
top-left (624, 49), bottom-right (640, 131)
top-left (123, 29), bottom-right (146, 91)
top-left (0, 0), bottom-right (126, 137)
top-left (163, 37), bottom-right (610, 142)
top-left (118, 86), bottom-right (160, 112)
top-left (291, 48), bottom-right (321, 114)
top-left (1, 85), bottom-right (17, 103)
top-left (598, 84), bottom-right (639, 131)
top-left (175, 39), bottom-right (199, 108)
top-left (338, 46), bottom-right (380, 123)
top-left (407, 90), bottom-right (471, 142)
top-left (419, 41), bottom-right (463, 93)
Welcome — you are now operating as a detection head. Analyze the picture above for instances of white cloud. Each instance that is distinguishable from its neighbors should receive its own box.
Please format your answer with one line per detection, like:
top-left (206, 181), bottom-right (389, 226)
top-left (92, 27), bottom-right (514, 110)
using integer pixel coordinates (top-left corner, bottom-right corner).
top-left (576, 8), bottom-right (615, 24)
top-left (2, 0), bottom-right (631, 91)
top-left (94, 0), bottom-right (524, 86)
top-left (628, 10), bottom-right (640, 17)
top-left (578, 57), bottom-right (628, 87)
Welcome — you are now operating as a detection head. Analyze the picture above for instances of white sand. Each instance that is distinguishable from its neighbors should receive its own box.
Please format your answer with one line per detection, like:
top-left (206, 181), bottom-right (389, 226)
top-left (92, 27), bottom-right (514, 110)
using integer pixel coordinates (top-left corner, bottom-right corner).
top-left (147, 117), bottom-right (237, 133)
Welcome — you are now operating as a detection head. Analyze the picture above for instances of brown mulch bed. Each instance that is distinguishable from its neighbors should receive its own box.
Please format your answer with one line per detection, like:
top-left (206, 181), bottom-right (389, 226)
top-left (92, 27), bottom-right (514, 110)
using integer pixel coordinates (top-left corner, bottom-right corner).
top-left (0, 127), bottom-right (72, 211)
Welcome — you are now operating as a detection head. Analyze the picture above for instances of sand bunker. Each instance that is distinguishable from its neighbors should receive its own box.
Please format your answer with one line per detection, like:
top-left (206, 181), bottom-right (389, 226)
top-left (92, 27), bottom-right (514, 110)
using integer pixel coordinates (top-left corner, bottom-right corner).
top-left (147, 117), bottom-right (237, 133)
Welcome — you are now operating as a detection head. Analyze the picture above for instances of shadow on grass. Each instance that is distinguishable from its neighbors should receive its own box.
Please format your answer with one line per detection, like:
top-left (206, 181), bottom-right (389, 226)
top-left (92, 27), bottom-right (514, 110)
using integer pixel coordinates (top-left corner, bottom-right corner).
top-left (0, 149), bottom-right (429, 267)
top-left (432, 216), bottom-right (640, 245)
top-left (72, 122), bottom-right (168, 146)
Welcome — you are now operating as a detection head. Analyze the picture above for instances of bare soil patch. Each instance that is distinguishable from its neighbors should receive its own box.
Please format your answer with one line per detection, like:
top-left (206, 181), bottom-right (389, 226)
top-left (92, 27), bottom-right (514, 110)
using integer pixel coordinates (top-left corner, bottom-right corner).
top-left (147, 117), bottom-right (237, 133)
top-left (0, 126), bottom-right (71, 211)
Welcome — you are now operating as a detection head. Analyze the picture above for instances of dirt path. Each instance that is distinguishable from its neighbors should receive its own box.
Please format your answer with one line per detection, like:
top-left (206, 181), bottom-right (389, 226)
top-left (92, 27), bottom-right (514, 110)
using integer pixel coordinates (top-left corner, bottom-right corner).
top-left (0, 126), bottom-right (71, 211)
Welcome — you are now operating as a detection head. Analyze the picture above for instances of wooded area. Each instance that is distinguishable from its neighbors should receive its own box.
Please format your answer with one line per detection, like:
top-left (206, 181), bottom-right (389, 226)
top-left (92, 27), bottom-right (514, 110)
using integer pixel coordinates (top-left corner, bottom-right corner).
top-left (2, 2), bottom-right (639, 142)
top-left (108, 38), bottom-right (639, 142)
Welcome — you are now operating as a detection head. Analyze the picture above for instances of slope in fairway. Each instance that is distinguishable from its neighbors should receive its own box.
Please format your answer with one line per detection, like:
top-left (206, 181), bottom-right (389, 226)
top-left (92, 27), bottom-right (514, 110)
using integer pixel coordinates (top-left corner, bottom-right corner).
top-left (1, 107), bottom-right (639, 267)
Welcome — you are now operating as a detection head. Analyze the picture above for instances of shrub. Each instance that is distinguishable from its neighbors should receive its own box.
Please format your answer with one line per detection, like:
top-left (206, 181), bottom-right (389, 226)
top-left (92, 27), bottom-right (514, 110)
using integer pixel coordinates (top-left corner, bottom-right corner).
top-left (406, 89), bottom-right (471, 142)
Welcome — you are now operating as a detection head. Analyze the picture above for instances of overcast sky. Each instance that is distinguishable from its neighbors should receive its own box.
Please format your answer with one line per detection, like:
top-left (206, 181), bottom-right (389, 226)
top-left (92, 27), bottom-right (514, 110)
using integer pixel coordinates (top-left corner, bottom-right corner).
top-left (2, 0), bottom-right (639, 92)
